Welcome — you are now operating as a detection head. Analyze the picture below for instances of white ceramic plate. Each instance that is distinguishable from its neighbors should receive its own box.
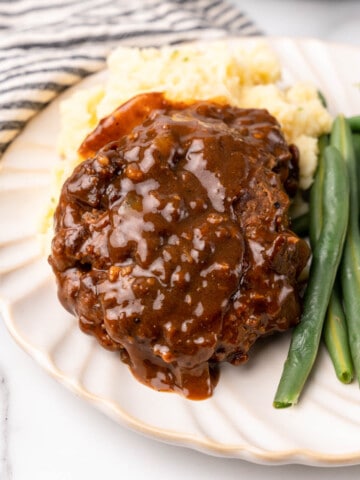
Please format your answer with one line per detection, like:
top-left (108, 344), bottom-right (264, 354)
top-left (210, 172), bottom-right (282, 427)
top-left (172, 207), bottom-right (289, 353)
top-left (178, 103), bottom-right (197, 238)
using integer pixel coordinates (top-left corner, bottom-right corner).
top-left (1, 38), bottom-right (360, 467)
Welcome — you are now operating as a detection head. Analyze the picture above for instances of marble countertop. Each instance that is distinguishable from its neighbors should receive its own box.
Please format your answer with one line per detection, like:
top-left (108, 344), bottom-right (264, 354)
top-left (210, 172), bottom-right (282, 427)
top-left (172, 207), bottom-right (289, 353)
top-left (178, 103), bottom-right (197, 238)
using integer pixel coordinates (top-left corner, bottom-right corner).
top-left (232, 0), bottom-right (360, 45)
top-left (1, 1), bottom-right (360, 479)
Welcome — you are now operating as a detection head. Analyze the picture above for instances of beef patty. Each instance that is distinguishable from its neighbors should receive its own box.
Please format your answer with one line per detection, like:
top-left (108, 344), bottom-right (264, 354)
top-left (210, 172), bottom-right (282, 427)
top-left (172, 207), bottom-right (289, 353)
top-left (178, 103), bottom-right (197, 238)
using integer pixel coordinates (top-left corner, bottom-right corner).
top-left (49, 93), bottom-right (310, 399)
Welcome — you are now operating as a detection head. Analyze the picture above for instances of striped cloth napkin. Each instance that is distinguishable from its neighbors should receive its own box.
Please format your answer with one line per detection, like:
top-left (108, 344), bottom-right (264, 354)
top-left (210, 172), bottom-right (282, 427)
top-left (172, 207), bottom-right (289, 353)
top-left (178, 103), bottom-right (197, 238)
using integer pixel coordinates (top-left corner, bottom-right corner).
top-left (0, 0), bottom-right (260, 157)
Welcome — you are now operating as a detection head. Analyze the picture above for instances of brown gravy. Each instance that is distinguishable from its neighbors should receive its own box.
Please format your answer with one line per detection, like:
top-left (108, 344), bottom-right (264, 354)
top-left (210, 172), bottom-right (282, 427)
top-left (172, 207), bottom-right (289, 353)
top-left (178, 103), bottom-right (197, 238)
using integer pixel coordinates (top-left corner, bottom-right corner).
top-left (49, 93), bottom-right (310, 399)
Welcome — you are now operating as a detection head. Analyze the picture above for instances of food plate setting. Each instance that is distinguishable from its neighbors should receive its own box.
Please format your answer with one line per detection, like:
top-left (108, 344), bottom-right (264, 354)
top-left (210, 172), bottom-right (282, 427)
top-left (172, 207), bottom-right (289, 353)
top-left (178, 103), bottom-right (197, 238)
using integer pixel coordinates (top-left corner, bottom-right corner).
top-left (1, 37), bottom-right (360, 466)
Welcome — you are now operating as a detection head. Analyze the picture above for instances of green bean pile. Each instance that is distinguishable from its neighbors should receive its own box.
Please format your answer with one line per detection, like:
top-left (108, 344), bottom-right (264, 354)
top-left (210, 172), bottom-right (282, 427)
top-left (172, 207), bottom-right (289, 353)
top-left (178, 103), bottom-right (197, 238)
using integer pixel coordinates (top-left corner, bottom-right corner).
top-left (274, 114), bottom-right (360, 408)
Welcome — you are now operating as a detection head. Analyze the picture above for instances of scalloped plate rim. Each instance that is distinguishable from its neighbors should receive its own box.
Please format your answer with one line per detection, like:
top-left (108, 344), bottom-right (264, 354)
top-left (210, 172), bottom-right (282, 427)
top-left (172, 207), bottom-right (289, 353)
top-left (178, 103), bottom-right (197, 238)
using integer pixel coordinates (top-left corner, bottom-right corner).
top-left (3, 293), bottom-right (360, 466)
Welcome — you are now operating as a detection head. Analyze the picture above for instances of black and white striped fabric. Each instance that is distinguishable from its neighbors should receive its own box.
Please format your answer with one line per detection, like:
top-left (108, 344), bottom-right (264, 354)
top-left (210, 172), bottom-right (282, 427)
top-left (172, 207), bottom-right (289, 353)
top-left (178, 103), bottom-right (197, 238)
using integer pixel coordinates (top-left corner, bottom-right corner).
top-left (0, 0), bottom-right (260, 157)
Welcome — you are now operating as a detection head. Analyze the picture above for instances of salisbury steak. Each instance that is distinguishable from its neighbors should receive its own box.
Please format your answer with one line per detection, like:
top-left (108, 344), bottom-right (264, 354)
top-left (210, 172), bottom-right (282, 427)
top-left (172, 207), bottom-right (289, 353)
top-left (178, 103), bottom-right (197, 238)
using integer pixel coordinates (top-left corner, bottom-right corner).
top-left (49, 93), bottom-right (310, 399)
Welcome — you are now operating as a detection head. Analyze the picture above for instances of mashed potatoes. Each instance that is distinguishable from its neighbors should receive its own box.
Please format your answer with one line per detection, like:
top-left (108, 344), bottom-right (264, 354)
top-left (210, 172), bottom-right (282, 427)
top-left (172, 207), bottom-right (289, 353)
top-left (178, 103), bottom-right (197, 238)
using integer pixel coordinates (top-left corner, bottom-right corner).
top-left (46, 40), bottom-right (332, 234)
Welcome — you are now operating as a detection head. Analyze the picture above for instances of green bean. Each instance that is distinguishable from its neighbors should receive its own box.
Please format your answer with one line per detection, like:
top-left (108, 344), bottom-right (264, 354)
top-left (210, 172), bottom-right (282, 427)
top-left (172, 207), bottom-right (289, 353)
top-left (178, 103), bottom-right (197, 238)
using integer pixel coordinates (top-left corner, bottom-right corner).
top-left (348, 115), bottom-right (360, 132)
top-left (323, 282), bottom-right (354, 384)
top-left (273, 145), bottom-right (349, 408)
top-left (309, 134), bottom-right (353, 384)
top-left (331, 116), bottom-right (360, 385)
top-left (353, 133), bottom-right (360, 158)
top-left (309, 135), bottom-right (328, 246)
top-left (317, 90), bottom-right (327, 108)
top-left (353, 133), bottom-right (360, 206)
top-left (291, 212), bottom-right (309, 237)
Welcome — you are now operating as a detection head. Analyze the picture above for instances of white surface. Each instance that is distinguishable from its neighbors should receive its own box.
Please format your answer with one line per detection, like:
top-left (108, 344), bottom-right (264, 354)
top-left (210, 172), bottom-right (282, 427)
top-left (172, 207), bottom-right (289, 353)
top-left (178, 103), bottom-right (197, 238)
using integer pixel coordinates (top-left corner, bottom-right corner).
top-left (232, 0), bottom-right (360, 45)
top-left (1, 2), bottom-right (360, 480)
